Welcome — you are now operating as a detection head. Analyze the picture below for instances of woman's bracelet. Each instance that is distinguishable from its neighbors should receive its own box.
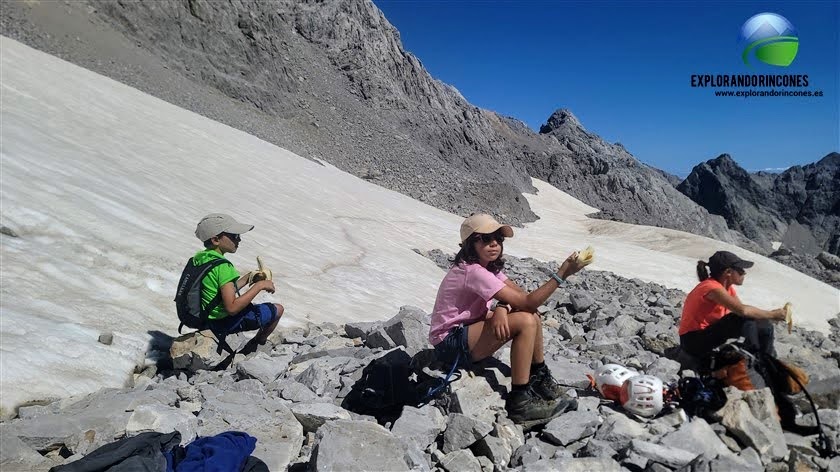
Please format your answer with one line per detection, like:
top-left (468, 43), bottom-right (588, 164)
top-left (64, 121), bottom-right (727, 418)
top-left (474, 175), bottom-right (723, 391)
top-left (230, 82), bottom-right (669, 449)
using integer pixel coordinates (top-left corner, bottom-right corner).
top-left (549, 272), bottom-right (565, 286)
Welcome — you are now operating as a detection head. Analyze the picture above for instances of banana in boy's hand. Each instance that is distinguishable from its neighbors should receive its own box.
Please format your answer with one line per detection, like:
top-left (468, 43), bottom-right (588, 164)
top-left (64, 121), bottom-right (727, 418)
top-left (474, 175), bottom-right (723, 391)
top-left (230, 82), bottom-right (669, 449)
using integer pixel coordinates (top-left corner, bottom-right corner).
top-left (783, 302), bottom-right (793, 334)
top-left (251, 256), bottom-right (273, 283)
top-left (576, 246), bottom-right (595, 266)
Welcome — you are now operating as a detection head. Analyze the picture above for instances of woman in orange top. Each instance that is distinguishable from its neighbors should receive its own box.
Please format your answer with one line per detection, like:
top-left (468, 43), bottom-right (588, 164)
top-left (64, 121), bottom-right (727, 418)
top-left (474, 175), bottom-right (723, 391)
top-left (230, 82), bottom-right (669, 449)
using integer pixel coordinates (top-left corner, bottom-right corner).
top-left (679, 251), bottom-right (786, 358)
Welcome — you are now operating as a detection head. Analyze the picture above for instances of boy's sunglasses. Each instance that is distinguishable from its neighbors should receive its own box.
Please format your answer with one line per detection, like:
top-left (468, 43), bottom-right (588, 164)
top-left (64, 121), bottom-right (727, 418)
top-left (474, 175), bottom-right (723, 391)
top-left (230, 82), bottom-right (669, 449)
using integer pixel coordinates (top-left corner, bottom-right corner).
top-left (220, 232), bottom-right (241, 243)
top-left (473, 232), bottom-right (504, 244)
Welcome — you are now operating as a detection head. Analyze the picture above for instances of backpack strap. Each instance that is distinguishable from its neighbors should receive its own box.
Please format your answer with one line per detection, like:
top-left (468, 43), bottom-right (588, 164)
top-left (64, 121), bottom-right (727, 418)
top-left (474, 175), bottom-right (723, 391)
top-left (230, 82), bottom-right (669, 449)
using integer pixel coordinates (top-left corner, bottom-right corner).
top-left (765, 355), bottom-right (833, 457)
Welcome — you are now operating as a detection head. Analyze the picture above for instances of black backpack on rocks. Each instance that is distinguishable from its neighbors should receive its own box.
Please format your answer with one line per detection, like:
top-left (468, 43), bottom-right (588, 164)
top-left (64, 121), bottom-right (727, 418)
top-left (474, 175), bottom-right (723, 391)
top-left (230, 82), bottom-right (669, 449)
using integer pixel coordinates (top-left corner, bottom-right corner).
top-left (341, 349), bottom-right (442, 424)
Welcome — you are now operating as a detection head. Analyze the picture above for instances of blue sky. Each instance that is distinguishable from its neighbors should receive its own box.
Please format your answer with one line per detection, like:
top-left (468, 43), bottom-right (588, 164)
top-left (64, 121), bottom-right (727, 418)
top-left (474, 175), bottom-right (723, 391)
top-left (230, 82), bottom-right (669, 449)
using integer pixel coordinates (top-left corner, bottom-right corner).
top-left (373, 1), bottom-right (839, 177)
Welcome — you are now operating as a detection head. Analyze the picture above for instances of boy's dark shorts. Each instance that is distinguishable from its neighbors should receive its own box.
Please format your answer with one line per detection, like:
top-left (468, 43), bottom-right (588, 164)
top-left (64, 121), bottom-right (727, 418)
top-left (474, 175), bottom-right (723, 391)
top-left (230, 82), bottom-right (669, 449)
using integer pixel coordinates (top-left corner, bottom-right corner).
top-left (434, 325), bottom-right (471, 366)
top-left (209, 303), bottom-right (277, 334)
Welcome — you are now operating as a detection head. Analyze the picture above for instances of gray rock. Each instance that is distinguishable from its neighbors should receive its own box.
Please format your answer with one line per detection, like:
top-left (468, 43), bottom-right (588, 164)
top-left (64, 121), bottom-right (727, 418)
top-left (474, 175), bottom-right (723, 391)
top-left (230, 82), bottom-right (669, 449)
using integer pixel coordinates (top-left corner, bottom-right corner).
top-left (440, 449), bottom-right (482, 472)
top-left (581, 438), bottom-right (618, 459)
top-left (313, 420), bottom-right (409, 472)
top-left (6, 388), bottom-right (176, 453)
top-left (0, 226), bottom-right (19, 238)
top-left (594, 413), bottom-right (648, 450)
top-left (629, 438), bottom-right (699, 468)
top-left (365, 328), bottom-right (396, 350)
top-left (621, 450), bottom-right (648, 470)
top-left (198, 397), bottom-right (303, 471)
top-left (382, 305), bottom-right (431, 356)
top-left (290, 403), bottom-right (352, 434)
top-left (402, 444), bottom-right (430, 472)
top-left (391, 404), bottom-right (446, 452)
top-left (344, 321), bottom-right (381, 341)
top-left (125, 404), bottom-right (198, 443)
top-left (442, 413), bottom-right (493, 453)
top-left (646, 357), bottom-right (681, 383)
top-left (0, 428), bottom-right (49, 471)
top-left (570, 291), bottom-right (595, 313)
top-left (576, 396), bottom-right (601, 413)
top-left (718, 397), bottom-right (787, 461)
top-left (236, 352), bottom-right (291, 384)
top-left (170, 330), bottom-right (249, 371)
top-left (476, 455), bottom-right (493, 472)
top-left (639, 323), bottom-right (679, 355)
top-left (557, 321), bottom-right (584, 340)
top-left (610, 315), bottom-right (643, 337)
top-left (542, 410), bottom-right (601, 446)
top-left (97, 333), bottom-right (113, 345)
top-left (523, 457), bottom-right (621, 471)
top-left (277, 381), bottom-right (320, 402)
top-left (493, 417), bottom-right (525, 461)
top-left (295, 357), bottom-right (349, 397)
top-left (660, 419), bottom-right (733, 460)
top-left (471, 434), bottom-right (512, 468)
top-left (511, 443), bottom-right (543, 467)
top-left (449, 372), bottom-right (504, 424)
top-left (544, 357), bottom-right (592, 389)
top-left (705, 450), bottom-right (761, 472)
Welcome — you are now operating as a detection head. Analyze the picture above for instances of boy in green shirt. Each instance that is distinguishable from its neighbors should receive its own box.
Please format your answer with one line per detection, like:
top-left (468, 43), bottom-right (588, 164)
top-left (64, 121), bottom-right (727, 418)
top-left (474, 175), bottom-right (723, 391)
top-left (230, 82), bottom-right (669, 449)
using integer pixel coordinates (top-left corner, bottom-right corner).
top-left (193, 213), bottom-right (283, 349)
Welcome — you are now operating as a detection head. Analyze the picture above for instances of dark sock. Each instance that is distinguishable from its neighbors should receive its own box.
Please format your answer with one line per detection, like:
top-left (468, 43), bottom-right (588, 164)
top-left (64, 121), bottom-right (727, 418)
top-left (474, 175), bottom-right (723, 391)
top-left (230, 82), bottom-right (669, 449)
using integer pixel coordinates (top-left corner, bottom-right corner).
top-left (531, 362), bottom-right (547, 374)
top-left (512, 383), bottom-right (529, 392)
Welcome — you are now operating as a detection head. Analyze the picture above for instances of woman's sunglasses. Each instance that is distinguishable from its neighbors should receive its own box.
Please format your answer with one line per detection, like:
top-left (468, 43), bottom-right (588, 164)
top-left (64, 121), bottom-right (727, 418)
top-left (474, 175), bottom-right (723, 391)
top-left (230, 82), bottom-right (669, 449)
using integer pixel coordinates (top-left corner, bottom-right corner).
top-left (473, 232), bottom-right (504, 244)
top-left (731, 267), bottom-right (745, 275)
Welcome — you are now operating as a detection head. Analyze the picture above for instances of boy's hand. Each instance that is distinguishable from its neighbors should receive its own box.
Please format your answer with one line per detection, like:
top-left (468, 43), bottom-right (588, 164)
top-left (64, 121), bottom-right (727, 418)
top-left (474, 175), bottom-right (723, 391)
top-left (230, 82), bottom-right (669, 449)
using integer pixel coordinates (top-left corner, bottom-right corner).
top-left (258, 280), bottom-right (276, 294)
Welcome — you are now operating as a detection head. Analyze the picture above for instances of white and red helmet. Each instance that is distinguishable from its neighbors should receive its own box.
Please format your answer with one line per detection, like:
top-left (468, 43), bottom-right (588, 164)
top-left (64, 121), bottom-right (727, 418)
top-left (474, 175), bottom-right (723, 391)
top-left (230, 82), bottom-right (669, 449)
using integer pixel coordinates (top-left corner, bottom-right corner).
top-left (593, 364), bottom-right (638, 401)
top-left (620, 374), bottom-right (664, 417)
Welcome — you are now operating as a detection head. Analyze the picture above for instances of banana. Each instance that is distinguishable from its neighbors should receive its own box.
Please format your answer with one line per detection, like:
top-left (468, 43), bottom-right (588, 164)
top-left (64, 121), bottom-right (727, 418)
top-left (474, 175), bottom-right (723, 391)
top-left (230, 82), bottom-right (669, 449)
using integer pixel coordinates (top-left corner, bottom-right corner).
top-left (783, 302), bottom-right (793, 334)
top-left (576, 245), bottom-right (595, 266)
top-left (251, 256), bottom-right (272, 283)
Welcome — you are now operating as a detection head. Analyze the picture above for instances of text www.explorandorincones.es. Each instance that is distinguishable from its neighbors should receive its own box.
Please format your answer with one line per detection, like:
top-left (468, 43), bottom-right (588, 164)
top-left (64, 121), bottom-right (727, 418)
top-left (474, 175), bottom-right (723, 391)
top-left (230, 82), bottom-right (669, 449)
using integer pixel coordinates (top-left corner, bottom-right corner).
top-left (713, 89), bottom-right (825, 98)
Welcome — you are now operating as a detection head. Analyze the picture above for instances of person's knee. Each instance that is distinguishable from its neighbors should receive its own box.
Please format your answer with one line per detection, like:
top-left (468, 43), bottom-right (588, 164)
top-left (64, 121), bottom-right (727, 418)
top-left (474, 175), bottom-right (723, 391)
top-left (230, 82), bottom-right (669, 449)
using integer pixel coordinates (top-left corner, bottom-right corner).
top-left (274, 304), bottom-right (285, 319)
top-left (511, 311), bottom-right (537, 332)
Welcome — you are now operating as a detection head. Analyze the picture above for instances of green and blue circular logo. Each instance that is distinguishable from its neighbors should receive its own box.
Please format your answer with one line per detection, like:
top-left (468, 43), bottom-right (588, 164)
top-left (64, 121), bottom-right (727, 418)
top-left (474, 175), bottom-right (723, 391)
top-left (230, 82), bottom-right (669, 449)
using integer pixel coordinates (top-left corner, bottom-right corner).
top-left (739, 13), bottom-right (798, 67)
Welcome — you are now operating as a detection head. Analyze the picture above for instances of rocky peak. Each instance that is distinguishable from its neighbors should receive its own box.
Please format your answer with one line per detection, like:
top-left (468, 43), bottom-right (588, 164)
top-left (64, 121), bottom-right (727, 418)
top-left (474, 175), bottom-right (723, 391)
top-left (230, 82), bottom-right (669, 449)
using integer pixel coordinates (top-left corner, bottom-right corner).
top-left (539, 108), bottom-right (584, 135)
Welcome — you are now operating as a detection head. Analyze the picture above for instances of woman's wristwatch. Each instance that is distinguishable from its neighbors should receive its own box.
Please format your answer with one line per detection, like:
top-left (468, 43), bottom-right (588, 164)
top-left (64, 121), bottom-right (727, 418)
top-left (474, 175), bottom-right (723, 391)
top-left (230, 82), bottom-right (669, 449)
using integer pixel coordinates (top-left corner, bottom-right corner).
top-left (490, 300), bottom-right (512, 312)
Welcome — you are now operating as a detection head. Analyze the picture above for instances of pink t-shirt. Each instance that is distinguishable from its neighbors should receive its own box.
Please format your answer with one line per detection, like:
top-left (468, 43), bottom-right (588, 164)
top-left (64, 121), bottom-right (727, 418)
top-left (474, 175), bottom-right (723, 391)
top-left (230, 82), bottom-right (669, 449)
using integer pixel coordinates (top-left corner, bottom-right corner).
top-left (429, 262), bottom-right (508, 345)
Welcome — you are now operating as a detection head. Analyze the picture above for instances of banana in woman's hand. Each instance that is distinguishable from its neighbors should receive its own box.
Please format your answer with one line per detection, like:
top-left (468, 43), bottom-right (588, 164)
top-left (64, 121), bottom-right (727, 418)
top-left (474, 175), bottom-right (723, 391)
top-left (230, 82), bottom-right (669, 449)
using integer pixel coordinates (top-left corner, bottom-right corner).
top-left (576, 246), bottom-right (595, 266)
top-left (783, 302), bottom-right (793, 334)
top-left (251, 256), bottom-right (273, 283)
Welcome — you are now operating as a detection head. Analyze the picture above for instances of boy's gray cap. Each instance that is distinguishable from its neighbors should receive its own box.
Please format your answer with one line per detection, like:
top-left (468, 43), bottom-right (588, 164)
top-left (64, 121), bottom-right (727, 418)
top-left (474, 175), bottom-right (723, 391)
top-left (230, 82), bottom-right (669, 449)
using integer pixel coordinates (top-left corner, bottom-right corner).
top-left (195, 213), bottom-right (254, 241)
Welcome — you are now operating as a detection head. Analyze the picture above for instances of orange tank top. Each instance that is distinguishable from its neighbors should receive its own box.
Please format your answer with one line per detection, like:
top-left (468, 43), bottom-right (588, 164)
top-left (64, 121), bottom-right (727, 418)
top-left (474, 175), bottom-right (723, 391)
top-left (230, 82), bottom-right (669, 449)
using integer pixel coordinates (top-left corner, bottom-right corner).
top-left (679, 278), bottom-right (737, 335)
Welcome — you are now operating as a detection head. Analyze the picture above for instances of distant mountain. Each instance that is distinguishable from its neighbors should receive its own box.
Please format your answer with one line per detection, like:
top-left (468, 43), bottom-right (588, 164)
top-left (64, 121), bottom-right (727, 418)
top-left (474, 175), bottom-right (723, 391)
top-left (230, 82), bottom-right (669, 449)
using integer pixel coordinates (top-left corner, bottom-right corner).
top-left (1, 0), bottom-right (753, 248)
top-left (678, 153), bottom-right (840, 256)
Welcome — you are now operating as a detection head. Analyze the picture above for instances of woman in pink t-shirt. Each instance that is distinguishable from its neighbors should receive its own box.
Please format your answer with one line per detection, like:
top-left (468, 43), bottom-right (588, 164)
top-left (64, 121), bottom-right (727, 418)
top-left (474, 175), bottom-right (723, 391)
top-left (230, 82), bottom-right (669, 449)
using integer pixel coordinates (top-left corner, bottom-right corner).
top-left (679, 250), bottom-right (786, 359)
top-left (429, 214), bottom-right (587, 425)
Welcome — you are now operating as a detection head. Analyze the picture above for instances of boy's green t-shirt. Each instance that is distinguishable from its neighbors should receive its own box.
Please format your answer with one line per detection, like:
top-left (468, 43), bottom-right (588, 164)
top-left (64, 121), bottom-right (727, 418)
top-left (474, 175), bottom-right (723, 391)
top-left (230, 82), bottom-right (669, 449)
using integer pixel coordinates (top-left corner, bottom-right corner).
top-left (193, 249), bottom-right (239, 320)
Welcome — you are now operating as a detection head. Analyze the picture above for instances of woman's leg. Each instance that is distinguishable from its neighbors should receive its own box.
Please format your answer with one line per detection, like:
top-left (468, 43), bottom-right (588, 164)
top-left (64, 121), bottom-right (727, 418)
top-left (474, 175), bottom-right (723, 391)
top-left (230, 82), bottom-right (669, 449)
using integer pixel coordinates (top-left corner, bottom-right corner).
top-left (531, 313), bottom-right (544, 365)
top-left (681, 314), bottom-right (746, 357)
top-left (467, 311), bottom-right (537, 385)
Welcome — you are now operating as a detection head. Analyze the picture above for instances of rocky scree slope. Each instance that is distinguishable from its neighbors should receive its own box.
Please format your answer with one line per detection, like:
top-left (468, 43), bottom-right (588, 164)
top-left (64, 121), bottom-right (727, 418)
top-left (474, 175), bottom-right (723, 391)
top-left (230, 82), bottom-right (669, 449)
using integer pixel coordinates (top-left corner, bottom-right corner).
top-left (2, 252), bottom-right (840, 471)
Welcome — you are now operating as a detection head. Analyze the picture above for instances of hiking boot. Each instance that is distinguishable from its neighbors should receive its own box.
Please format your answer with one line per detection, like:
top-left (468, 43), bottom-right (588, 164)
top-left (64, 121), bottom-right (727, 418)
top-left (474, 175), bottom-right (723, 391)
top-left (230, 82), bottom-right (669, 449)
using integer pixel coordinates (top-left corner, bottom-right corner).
top-left (530, 365), bottom-right (565, 400)
top-left (506, 386), bottom-right (577, 428)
